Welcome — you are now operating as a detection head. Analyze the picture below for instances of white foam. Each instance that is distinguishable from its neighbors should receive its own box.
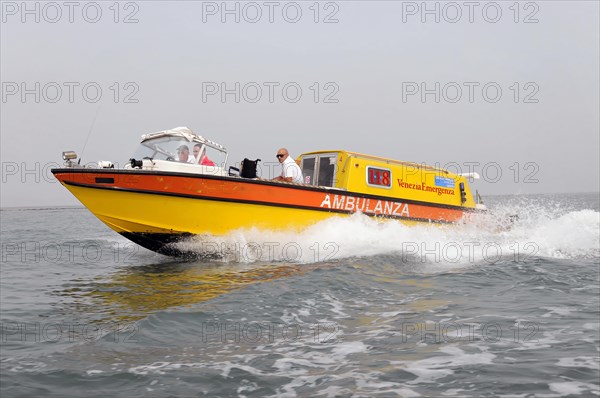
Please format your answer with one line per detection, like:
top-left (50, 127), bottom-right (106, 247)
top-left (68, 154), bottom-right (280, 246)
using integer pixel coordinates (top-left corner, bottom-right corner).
top-left (354, 378), bottom-right (421, 397)
top-left (392, 345), bottom-right (496, 384)
top-left (237, 380), bottom-right (259, 395)
top-left (128, 361), bottom-right (207, 376)
top-left (442, 389), bottom-right (470, 397)
top-left (171, 199), bottom-right (599, 264)
top-left (526, 210), bottom-right (600, 258)
top-left (549, 381), bottom-right (600, 395)
top-left (541, 307), bottom-right (574, 318)
top-left (331, 341), bottom-right (368, 357)
top-left (312, 385), bottom-right (351, 397)
top-left (556, 356), bottom-right (600, 370)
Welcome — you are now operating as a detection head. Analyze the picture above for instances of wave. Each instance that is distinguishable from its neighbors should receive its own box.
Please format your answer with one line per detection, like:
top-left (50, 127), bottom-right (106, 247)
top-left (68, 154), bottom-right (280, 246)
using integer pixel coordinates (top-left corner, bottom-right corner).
top-left (172, 197), bottom-right (600, 264)
top-left (0, 206), bottom-right (85, 212)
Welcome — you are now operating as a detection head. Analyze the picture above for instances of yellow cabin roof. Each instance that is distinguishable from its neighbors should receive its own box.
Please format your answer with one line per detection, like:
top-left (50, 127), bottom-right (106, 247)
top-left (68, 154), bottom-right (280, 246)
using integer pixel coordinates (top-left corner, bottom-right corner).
top-left (299, 150), bottom-right (453, 175)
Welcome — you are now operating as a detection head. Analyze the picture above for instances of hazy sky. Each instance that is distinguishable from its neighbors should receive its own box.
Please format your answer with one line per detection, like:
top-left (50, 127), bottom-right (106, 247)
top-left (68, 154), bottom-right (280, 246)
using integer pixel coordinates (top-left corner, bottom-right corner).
top-left (1, 0), bottom-right (599, 207)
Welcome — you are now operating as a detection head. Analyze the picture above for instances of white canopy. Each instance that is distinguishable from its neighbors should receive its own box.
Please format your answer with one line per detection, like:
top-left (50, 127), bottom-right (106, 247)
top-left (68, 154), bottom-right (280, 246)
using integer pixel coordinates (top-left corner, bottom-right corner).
top-left (140, 126), bottom-right (227, 152)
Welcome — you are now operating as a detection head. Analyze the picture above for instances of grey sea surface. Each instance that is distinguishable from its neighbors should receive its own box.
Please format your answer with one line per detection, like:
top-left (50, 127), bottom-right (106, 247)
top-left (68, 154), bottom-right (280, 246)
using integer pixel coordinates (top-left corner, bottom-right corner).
top-left (1, 193), bottom-right (599, 397)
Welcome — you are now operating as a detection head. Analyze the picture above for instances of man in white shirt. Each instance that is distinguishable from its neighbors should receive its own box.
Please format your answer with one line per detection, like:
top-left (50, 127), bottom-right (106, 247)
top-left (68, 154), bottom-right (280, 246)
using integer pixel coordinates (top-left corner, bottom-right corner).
top-left (272, 148), bottom-right (303, 184)
top-left (177, 145), bottom-right (196, 164)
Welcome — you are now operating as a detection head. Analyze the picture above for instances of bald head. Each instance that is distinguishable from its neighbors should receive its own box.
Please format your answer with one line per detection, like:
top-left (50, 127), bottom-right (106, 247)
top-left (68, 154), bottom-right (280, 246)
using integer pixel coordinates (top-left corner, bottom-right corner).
top-left (276, 148), bottom-right (289, 163)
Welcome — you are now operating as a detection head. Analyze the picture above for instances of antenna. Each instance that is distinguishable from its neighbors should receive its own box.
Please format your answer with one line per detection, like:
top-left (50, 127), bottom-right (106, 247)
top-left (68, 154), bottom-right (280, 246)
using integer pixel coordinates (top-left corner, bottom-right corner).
top-left (78, 106), bottom-right (101, 164)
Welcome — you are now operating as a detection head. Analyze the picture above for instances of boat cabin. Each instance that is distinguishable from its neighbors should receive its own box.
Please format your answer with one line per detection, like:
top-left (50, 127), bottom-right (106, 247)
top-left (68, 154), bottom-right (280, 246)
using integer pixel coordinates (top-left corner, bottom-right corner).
top-left (298, 150), bottom-right (479, 208)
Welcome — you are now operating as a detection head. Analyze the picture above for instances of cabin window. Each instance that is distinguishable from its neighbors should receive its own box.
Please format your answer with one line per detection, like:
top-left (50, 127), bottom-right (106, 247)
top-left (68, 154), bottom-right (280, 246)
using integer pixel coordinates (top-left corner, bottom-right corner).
top-left (317, 155), bottom-right (336, 187)
top-left (301, 156), bottom-right (316, 185)
top-left (301, 154), bottom-right (337, 187)
top-left (366, 166), bottom-right (392, 189)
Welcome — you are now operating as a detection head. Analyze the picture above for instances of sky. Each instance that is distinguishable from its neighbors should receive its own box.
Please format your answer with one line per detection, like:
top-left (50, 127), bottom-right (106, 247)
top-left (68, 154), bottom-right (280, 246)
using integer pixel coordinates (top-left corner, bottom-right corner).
top-left (1, 0), bottom-right (599, 207)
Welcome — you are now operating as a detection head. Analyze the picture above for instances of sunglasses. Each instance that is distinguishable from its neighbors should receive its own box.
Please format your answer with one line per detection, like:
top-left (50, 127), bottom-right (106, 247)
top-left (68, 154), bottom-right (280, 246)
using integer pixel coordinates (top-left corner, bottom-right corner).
top-left (276, 154), bottom-right (285, 158)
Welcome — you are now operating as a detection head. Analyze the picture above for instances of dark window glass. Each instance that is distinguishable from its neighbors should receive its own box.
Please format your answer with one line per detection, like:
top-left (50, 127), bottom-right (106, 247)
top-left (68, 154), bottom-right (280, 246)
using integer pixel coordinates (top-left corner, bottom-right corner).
top-left (318, 155), bottom-right (336, 187)
top-left (302, 157), bottom-right (316, 185)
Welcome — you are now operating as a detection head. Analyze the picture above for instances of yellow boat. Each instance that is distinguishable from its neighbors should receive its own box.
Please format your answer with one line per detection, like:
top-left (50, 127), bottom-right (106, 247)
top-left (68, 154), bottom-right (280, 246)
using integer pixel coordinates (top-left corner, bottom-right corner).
top-left (52, 127), bottom-right (486, 256)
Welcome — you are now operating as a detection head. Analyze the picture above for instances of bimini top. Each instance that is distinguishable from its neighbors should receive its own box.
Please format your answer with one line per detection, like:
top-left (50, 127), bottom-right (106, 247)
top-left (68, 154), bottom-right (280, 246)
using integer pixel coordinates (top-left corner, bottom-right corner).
top-left (140, 126), bottom-right (227, 152)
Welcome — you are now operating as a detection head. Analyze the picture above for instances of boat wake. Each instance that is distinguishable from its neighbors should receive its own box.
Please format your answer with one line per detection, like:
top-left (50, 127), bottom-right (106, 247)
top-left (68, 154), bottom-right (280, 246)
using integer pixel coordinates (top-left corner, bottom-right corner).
top-left (171, 196), bottom-right (599, 264)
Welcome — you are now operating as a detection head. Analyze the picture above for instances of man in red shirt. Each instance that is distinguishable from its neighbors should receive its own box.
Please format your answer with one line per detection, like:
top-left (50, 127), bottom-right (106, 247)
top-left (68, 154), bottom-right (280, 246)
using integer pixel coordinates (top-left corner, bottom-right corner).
top-left (193, 144), bottom-right (215, 166)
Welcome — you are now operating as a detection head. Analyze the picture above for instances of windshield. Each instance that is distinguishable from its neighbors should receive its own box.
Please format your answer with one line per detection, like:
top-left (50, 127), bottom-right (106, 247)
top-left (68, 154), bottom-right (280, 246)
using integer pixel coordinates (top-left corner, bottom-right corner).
top-left (132, 136), bottom-right (227, 166)
top-left (132, 136), bottom-right (189, 161)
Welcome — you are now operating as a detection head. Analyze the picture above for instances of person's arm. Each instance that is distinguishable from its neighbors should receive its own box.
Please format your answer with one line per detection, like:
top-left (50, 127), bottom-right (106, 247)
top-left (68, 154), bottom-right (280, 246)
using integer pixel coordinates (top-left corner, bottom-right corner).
top-left (273, 175), bottom-right (293, 182)
top-left (274, 164), bottom-right (299, 183)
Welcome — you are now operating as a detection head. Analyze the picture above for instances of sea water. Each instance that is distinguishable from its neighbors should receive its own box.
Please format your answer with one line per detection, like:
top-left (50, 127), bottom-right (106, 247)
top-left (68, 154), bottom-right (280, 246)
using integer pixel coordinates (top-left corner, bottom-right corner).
top-left (1, 193), bottom-right (598, 397)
